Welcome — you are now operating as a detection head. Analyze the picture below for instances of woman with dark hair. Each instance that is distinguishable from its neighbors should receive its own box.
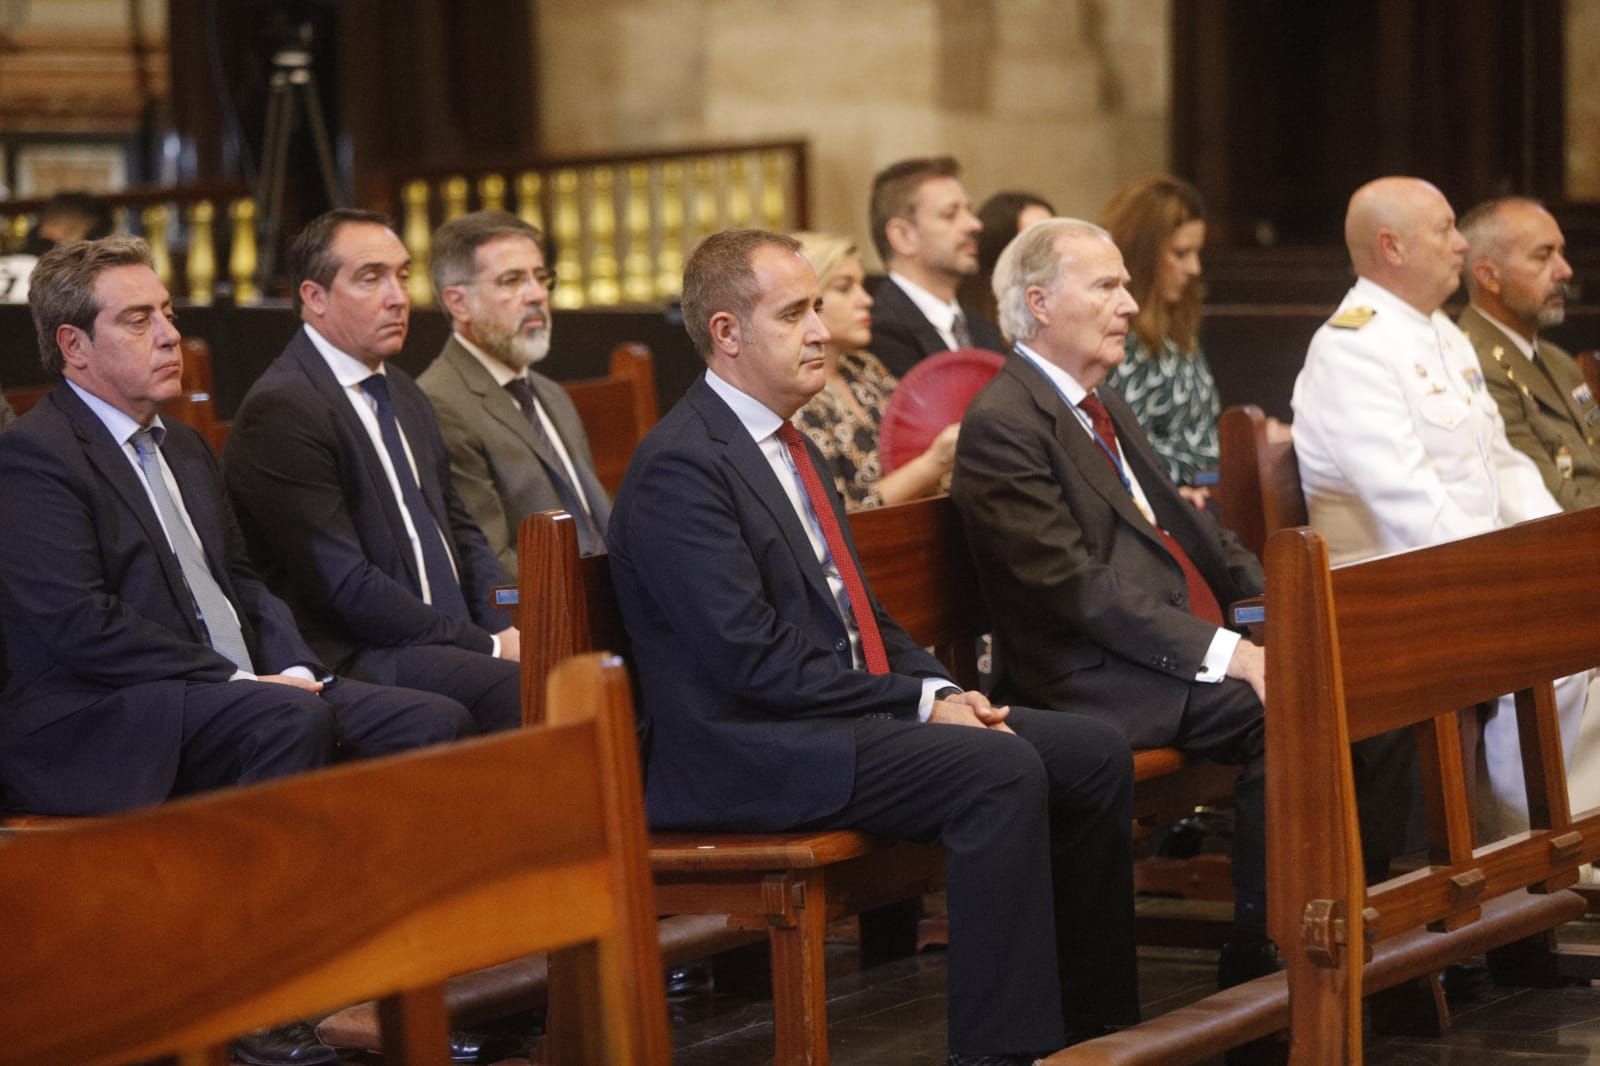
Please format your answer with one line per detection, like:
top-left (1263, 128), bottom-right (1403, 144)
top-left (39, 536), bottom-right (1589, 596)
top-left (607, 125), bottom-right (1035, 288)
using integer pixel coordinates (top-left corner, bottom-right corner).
top-left (1100, 175), bottom-right (1220, 507)
top-left (960, 190), bottom-right (1055, 325)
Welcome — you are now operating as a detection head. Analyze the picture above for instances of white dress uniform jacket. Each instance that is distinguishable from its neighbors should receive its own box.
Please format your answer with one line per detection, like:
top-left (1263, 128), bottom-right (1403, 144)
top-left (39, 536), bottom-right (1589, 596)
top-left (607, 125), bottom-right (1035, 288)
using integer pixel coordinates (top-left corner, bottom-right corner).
top-left (1292, 275), bottom-right (1586, 838)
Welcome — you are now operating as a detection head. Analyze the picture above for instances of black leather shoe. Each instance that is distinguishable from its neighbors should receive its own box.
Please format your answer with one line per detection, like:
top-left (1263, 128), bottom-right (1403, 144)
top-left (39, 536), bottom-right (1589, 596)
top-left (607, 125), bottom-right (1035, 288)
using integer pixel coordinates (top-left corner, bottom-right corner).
top-left (1218, 937), bottom-right (1283, 989)
top-left (231, 1022), bottom-right (339, 1066)
top-left (449, 1027), bottom-right (524, 1063)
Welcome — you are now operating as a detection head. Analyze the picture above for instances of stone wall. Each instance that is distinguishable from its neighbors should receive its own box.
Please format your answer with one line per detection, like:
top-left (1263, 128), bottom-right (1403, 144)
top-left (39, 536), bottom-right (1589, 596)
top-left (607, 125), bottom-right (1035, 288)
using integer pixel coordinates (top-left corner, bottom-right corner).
top-left (1567, 0), bottom-right (1600, 200)
top-left (535, 0), bottom-right (1171, 266)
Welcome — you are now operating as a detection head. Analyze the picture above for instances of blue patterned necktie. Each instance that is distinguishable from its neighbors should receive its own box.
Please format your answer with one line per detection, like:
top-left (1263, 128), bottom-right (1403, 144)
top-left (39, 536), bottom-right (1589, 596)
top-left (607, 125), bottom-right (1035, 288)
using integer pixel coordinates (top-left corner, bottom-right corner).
top-left (358, 374), bottom-right (471, 621)
top-left (130, 427), bottom-right (256, 672)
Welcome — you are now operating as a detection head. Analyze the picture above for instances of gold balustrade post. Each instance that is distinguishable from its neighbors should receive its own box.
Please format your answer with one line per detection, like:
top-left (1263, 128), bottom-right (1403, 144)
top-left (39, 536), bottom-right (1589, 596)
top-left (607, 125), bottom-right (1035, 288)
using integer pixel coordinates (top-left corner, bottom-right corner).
top-left (478, 173), bottom-right (507, 214)
top-left (442, 176), bottom-right (470, 221)
top-left (760, 151), bottom-right (788, 231)
top-left (3, 215), bottom-right (26, 254)
top-left (402, 180), bottom-right (435, 307)
top-left (726, 154), bottom-right (753, 227)
top-left (515, 171), bottom-right (545, 235)
top-left (586, 168), bottom-right (621, 306)
top-left (656, 161), bottom-right (685, 300)
top-left (185, 200), bottom-right (217, 305)
top-left (622, 164), bottom-right (655, 304)
top-left (142, 205), bottom-right (173, 289)
top-left (229, 198), bottom-right (261, 304)
top-left (550, 169), bottom-right (584, 309)
top-left (689, 157), bottom-right (719, 250)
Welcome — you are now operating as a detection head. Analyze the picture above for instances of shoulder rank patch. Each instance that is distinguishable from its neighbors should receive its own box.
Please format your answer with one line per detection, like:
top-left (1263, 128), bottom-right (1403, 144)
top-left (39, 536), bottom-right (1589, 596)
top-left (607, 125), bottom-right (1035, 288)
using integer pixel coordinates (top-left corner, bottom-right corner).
top-left (1329, 306), bottom-right (1376, 330)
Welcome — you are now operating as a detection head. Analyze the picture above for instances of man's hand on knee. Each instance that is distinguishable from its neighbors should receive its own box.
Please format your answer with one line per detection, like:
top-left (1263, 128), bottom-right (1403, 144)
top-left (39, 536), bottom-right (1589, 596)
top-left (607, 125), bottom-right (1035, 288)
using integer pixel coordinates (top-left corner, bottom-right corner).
top-left (1226, 640), bottom-right (1266, 704)
top-left (931, 690), bottom-right (1014, 733)
top-left (258, 674), bottom-right (325, 693)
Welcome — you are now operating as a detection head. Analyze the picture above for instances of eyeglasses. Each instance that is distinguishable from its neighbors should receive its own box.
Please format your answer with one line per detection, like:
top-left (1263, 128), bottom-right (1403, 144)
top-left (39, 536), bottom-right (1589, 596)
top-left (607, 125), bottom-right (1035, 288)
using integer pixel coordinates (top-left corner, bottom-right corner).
top-left (467, 266), bottom-right (558, 295)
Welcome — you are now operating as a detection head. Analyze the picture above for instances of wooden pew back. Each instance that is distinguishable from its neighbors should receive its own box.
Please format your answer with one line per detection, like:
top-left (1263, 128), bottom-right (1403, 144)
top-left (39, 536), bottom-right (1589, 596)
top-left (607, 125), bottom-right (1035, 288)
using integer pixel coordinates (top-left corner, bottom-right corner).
top-left (1265, 512), bottom-right (1600, 1061)
top-left (0, 654), bottom-right (670, 1066)
top-left (563, 342), bottom-right (659, 495)
top-left (1218, 404), bottom-right (1305, 560)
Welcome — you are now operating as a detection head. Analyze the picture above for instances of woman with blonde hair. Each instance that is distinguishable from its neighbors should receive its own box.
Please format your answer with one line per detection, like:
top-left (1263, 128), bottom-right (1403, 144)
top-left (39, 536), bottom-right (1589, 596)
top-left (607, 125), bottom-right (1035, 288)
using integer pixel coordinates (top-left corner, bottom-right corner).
top-left (791, 231), bottom-right (959, 509)
top-left (1101, 175), bottom-right (1219, 507)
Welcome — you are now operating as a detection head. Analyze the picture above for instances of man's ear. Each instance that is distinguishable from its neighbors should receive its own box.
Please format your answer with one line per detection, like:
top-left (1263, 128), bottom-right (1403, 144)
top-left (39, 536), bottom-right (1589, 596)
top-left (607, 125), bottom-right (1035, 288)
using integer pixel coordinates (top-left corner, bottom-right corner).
top-left (1470, 258), bottom-right (1502, 297)
top-left (1024, 285), bottom-right (1051, 327)
top-left (1376, 228), bottom-right (1405, 268)
top-left (885, 217), bottom-right (919, 260)
top-left (299, 280), bottom-right (328, 317)
top-left (55, 324), bottom-right (91, 371)
top-left (708, 310), bottom-right (741, 357)
top-left (439, 283), bottom-right (470, 322)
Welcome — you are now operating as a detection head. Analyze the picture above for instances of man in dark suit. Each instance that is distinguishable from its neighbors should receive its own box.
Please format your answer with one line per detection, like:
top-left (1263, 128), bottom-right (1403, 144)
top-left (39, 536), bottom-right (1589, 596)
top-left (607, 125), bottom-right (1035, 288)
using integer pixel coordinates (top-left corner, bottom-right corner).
top-left (867, 156), bottom-right (1006, 376)
top-left (950, 218), bottom-right (1271, 985)
top-left (0, 237), bottom-right (473, 1065)
top-left (225, 210), bottom-right (521, 733)
top-left (608, 228), bottom-right (1137, 1066)
top-left (418, 211), bottom-right (610, 566)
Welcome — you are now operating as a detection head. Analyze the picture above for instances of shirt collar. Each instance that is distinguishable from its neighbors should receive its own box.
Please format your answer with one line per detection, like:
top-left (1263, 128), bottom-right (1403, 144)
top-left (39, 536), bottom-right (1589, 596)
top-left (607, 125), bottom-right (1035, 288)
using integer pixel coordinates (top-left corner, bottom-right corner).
top-left (887, 271), bottom-right (960, 335)
top-left (705, 369), bottom-right (785, 443)
top-left (66, 379), bottom-right (166, 447)
top-left (454, 331), bottom-right (523, 388)
top-left (1470, 304), bottom-right (1537, 360)
top-left (1014, 341), bottom-right (1091, 407)
top-left (303, 323), bottom-right (384, 388)
top-left (1351, 275), bottom-right (1437, 331)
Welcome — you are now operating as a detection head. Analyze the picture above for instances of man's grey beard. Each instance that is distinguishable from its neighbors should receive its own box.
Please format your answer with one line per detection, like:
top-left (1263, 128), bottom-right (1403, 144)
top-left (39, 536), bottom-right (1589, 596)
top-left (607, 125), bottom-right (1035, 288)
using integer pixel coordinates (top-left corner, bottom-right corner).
top-left (497, 326), bottom-right (552, 370)
top-left (1536, 303), bottom-right (1566, 330)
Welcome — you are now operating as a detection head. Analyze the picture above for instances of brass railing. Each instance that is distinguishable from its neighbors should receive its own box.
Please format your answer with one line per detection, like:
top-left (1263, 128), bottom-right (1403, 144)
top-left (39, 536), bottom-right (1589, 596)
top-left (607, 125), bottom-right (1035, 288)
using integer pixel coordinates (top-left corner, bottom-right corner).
top-left (0, 139), bottom-right (809, 309)
top-left (389, 139), bottom-right (809, 308)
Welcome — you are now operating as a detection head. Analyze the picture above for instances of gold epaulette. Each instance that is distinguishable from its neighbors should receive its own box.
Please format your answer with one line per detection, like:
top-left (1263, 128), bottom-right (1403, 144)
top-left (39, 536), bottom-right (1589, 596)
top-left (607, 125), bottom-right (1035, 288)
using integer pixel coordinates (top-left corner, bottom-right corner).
top-left (1328, 306), bottom-right (1376, 330)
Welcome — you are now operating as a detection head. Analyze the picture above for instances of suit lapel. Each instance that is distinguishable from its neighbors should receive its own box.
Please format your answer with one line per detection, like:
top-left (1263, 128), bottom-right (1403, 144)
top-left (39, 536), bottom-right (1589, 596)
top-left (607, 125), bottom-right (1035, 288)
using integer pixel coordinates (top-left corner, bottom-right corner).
top-left (1007, 358), bottom-right (1165, 549)
top-left (530, 371), bottom-right (613, 523)
top-left (1462, 307), bottom-right (1570, 419)
top-left (689, 378), bottom-right (839, 610)
top-left (286, 332), bottom-right (422, 588)
top-left (448, 339), bottom-right (564, 472)
top-left (54, 389), bottom-right (207, 643)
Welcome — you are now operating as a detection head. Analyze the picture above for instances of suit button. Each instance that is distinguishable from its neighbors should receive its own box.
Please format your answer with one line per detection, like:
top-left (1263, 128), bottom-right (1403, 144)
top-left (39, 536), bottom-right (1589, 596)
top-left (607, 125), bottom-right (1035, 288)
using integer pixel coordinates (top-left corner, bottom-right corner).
top-left (834, 638), bottom-right (848, 652)
top-left (1169, 590), bottom-right (1185, 606)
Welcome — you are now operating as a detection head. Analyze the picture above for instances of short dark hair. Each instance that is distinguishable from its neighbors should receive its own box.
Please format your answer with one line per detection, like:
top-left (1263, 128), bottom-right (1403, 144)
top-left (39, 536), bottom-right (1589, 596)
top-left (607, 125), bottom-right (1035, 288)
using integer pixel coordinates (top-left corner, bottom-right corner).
top-left (868, 156), bottom-right (962, 264)
top-left (28, 235), bottom-right (154, 375)
top-left (681, 229), bottom-right (802, 359)
top-left (286, 208), bottom-right (395, 312)
top-left (430, 210), bottom-right (545, 295)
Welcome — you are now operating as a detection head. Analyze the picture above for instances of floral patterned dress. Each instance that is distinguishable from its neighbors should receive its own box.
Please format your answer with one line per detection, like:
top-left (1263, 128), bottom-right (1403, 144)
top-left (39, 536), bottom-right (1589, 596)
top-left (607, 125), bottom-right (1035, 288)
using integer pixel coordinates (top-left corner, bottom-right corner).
top-left (1106, 334), bottom-right (1221, 486)
top-left (795, 350), bottom-right (898, 510)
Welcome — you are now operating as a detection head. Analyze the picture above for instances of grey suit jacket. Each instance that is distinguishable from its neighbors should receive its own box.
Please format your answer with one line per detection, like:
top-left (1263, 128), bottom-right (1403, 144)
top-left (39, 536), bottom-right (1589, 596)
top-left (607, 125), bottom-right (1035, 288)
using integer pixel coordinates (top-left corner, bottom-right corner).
top-left (418, 337), bottom-right (611, 567)
top-left (1459, 305), bottom-right (1600, 512)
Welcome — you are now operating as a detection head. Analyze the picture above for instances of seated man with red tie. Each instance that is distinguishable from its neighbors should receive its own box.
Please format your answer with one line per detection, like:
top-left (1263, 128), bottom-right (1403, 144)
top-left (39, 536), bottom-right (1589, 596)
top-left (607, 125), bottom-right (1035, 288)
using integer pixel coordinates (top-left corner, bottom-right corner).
top-left (950, 217), bottom-right (1272, 987)
top-left (606, 229), bottom-right (1139, 1066)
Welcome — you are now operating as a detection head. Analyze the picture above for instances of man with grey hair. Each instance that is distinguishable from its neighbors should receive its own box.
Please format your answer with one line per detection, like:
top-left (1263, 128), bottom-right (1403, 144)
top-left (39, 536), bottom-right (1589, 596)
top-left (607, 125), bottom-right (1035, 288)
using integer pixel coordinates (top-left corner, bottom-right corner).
top-left (1457, 197), bottom-right (1598, 511)
top-left (608, 227), bottom-right (1140, 1064)
top-left (418, 210), bottom-right (609, 566)
top-left (952, 217), bottom-right (1272, 988)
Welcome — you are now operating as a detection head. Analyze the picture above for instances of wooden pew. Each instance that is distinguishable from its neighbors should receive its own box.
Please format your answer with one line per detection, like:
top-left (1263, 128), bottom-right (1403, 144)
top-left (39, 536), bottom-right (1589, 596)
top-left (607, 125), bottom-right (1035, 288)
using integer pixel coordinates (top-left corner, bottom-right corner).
top-left (1049, 512), bottom-right (1600, 1064)
top-left (0, 653), bottom-right (672, 1066)
top-left (519, 494), bottom-right (1240, 1065)
top-left (1578, 350), bottom-right (1600, 403)
top-left (563, 342), bottom-right (659, 495)
top-left (1217, 404), bottom-right (1304, 560)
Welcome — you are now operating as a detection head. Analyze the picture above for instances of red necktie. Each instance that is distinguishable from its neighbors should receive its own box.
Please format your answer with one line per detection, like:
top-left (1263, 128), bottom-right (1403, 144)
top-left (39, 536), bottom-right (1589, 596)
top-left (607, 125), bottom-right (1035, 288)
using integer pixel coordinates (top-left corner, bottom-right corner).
top-left (1077, 392), bottom-right (1224, 626)
top-left (775, 422), bottom-right (891, 674)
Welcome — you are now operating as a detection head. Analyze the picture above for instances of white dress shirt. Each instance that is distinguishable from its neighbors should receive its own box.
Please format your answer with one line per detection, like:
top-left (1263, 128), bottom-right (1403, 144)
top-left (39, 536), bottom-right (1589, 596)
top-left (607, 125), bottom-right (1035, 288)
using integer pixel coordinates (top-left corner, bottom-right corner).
top-left (888, 271), bottom-right (964, 351)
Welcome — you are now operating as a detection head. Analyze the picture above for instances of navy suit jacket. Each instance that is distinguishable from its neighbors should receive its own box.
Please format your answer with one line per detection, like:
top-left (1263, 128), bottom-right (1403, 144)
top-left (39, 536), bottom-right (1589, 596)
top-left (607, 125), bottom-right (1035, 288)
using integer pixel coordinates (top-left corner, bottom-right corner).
top-left (224, 328), bottom-right (511, 672)
top-left (867, 275), bottom-right (1007, 378)
top-left (606, 374), bottom-right (946, 831)
top-left (951, 355), bottom-right (1263, 748)
top-left (0, 385), bottom-right (317, 806)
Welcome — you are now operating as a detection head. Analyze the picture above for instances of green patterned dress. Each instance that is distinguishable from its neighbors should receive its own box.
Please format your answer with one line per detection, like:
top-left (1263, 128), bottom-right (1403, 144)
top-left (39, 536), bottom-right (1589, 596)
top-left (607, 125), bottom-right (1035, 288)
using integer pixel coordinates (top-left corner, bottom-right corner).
top-left (1106, 335), bottom-right (1221, 486)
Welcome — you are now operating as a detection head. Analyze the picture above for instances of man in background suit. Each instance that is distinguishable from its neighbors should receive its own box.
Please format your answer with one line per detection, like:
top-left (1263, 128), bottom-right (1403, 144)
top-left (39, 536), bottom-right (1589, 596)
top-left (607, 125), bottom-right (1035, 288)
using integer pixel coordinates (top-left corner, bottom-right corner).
top-left (867, 156), bottom-right (1006, 376)
top-left (225, 210), bottom-right (521, 734)
top-left (418, 211), bottom-right (610, 566)
top-left (0, 237), bottom-right (474, 1065)
top-left (950, 218), bottom-right (1271, 987)
top-left (1458, 197), bottom-right (1599, 511)
top-left (608, 228), bottom-right (1138, 1065)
